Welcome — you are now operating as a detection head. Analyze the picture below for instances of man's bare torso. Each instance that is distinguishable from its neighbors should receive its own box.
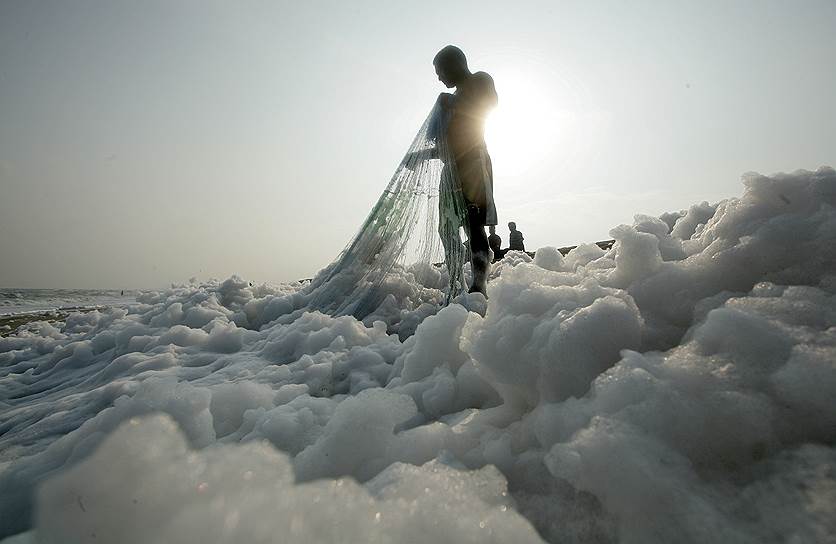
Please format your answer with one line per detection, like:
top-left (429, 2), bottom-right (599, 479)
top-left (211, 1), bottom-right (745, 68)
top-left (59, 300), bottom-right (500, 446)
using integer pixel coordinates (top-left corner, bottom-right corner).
top-left (448, 71), bottom-right (497, 209)
top-left (448, 71), bottom-right (497, 160)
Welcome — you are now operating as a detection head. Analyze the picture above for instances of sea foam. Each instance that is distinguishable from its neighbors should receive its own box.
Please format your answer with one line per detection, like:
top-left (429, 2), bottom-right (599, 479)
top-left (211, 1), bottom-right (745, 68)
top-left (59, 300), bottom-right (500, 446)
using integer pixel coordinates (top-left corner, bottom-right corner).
top-left (1, 167), bottom-right (834, 543)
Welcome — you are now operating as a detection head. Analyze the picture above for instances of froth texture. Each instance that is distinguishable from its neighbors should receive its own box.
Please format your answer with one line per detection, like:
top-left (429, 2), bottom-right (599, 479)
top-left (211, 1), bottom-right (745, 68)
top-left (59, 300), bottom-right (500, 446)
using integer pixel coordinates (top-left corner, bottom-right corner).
top-left (1, 167), bottom-right (835, 543)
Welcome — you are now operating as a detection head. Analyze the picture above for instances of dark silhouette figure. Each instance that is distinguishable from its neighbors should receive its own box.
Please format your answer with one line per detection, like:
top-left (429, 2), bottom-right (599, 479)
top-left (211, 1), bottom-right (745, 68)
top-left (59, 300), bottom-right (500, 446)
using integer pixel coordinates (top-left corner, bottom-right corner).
top-left (508, 221), bottom-right (525, 251)
top-left (434, 45), bottom-right (498, 295)
top-left (488, 225), bottom-right (503, 261)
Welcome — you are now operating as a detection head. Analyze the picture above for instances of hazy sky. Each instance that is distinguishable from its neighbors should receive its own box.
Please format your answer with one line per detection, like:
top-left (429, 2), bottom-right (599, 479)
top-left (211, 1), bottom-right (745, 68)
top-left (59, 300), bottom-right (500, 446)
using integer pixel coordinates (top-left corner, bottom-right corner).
top-left (1, 0), bottom-right (834, 289)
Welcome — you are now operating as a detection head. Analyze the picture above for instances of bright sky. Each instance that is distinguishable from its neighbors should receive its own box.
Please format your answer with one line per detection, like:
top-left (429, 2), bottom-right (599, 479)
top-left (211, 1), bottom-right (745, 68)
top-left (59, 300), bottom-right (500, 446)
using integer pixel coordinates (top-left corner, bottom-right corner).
top-left (1, 0), bottom-right (834, 289)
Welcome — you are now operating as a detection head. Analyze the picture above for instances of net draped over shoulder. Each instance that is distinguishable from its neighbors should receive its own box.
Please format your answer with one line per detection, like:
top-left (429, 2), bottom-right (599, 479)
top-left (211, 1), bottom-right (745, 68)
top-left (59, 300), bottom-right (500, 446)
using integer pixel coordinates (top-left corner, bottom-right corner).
top-left (305, 97), bottom-right (474, 319)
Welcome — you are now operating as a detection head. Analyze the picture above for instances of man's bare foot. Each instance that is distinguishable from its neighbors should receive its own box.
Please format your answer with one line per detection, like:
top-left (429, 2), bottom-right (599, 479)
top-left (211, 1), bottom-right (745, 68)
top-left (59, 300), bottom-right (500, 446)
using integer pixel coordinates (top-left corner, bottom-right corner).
top-left (468, 284), bottom-right (488, 298)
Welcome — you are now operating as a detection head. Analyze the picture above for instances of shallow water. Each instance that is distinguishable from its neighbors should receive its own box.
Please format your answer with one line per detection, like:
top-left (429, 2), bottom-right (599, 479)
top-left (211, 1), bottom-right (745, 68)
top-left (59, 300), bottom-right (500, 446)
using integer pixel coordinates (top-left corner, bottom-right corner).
top-left (0, 288), bottom-right (137, 316)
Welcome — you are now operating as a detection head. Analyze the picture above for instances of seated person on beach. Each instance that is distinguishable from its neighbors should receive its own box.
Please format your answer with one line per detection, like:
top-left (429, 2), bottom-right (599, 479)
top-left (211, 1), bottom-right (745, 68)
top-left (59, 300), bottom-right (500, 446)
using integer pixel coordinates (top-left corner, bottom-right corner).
top-left (488, 225), bottom-right (503, 261)
top-left (508, 221), bottom-right (525, 251)
top-left (433, 45), bottom-right (498, 295)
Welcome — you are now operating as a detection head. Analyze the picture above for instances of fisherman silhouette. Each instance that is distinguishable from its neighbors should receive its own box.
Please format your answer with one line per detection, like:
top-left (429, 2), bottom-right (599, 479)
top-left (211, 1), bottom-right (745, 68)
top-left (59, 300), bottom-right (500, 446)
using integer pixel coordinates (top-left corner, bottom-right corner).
top-left (305, 47), bottom-right (497, 318)
top-left (433, 45), bottom-right (498, 295)
top-left (508, 221), bottom-right (525, 251)
top-left (488, 225), bottom-right (503, 262)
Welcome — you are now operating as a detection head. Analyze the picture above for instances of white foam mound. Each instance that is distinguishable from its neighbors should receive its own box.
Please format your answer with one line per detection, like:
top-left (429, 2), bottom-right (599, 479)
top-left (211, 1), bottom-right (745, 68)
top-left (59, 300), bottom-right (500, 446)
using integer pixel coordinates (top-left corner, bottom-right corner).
top-left (1, 167), bottom-right (835, 543)
top-left (32, 415), bottom-right (541, 544)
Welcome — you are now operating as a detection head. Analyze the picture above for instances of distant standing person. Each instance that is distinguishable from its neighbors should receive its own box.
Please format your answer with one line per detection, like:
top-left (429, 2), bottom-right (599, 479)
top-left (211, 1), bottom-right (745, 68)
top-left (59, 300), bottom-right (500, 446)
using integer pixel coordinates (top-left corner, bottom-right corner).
top-left (508, 222), bottom-right (525, 251)
top-left (488, 225), bottom-right (503, 261)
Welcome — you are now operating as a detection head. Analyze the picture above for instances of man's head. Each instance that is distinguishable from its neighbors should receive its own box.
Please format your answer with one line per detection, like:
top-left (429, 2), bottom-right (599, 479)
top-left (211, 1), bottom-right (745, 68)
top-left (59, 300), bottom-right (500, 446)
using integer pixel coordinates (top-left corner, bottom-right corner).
top-left (489, 225), bottom-right (496, 235)
top-left (508, 222), bottom-right (517, 231)
top-left (434, 45), bottom-right (469, 88)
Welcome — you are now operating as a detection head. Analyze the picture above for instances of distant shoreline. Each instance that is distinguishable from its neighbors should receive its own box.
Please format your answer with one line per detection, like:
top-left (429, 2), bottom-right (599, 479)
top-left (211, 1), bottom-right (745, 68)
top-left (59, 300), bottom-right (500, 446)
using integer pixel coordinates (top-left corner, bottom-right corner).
top-left (0, 306), bottom-right (107, 337)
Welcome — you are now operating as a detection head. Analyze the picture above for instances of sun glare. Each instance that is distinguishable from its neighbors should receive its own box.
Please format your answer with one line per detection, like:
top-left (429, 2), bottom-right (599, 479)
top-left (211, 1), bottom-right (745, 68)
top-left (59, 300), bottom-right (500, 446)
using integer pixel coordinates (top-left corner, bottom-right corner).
top-left (484, 73), bottom-right (564, 179)
top-left (482, 64), bottom-right (604, 192)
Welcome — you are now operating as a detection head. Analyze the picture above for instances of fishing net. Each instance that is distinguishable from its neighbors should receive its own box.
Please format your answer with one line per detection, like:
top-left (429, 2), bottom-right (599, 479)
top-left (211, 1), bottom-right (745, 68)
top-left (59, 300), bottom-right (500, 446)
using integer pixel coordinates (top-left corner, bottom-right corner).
top-left (306, 96), bottom-right (472, 319)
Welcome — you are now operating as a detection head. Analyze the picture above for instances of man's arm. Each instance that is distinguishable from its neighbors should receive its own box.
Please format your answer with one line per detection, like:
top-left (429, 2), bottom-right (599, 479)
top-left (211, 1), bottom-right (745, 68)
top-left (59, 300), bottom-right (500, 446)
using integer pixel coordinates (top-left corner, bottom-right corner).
top-left (403, 94), bottom-right (455, 165)
top-left (438, 92), bottom-right (456, 110)
top-left (427, 92), bottom-right (455, 142)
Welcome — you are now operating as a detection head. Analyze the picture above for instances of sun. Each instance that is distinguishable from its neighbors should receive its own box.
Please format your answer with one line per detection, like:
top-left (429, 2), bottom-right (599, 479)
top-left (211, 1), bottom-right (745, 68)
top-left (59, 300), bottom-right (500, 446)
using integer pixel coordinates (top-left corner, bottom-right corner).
top-left (484, 72), bottom-right (564, 179)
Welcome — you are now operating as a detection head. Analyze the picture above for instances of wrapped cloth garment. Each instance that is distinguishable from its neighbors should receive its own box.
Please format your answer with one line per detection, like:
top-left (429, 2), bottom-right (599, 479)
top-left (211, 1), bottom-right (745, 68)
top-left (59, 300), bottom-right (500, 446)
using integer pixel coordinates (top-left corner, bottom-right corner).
top-left (455, 144), bottom-right (497, 226)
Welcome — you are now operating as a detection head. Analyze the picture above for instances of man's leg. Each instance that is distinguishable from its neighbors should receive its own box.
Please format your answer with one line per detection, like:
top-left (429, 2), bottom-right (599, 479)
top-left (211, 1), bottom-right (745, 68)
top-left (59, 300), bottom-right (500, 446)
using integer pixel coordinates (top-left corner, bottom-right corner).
top-left (467, 206), bottom-right (490, 295)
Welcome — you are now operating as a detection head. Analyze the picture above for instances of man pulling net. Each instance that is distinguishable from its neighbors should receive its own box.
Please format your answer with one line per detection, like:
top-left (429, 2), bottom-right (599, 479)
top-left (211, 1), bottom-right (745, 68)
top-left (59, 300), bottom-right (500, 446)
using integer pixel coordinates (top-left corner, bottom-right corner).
top-left (306, 46), bottom-right (497, 319)
top-left (433, 45), bottom-right (498, 295)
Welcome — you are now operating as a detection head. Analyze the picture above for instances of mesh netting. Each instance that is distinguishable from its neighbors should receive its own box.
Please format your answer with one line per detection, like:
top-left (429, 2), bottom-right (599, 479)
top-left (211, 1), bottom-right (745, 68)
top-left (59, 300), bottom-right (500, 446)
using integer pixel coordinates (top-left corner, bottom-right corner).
top-left (306, 97), bottom-right (471, 319)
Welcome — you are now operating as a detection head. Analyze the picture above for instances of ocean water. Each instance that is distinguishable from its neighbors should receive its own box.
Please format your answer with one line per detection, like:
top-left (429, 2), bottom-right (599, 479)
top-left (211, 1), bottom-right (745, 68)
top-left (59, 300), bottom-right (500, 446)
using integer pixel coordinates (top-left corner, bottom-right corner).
top-left (0, 288), bottom-right (137, 316)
